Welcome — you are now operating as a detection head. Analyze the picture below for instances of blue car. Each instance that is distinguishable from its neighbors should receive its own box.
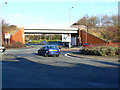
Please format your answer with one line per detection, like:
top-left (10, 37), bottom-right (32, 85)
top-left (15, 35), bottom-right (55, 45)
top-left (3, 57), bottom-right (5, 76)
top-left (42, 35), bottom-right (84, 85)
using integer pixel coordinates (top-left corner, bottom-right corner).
top-left (38, 45), bottom-right (61, 57)
top-left (40, 40), bottom-right (47, 45)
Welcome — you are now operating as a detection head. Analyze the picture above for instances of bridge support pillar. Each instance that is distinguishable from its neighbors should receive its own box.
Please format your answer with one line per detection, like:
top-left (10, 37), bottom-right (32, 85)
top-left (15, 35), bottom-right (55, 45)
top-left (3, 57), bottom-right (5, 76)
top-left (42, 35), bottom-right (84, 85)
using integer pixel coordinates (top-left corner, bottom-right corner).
top-left (69, 42), bottom-right (71, 48)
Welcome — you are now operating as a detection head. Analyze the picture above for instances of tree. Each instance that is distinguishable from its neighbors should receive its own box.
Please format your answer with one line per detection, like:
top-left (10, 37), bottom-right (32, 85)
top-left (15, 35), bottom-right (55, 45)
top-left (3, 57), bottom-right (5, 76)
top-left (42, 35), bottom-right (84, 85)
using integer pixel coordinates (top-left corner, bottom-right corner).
top-left (72, 23), bottom-right (78, 25)
top-left (73, 15), bottom-right (99, 28)
top-left (2, 20), bottom-right (10, 33)
top-left (100, 15), bottom-right (118, 42)
top-left (72, 15), bottom-right (119, 42)
top-left (101, 25), bottom-right (119, 42)
top-left (88, 16), bottom-right (99, 27)
top-left (111, 15), bottom-right (118, 26)
top-left (41, 35), bottom-right (45, 39)
top-left (101, 15), bottom-right (112, 27)
top-left (77, 16), bottom-right (87, 26)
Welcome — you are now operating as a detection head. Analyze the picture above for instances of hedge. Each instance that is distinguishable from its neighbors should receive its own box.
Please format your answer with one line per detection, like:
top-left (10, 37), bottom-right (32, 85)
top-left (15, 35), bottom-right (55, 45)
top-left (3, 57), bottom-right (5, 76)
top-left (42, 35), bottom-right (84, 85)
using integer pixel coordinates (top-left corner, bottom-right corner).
top-left (25, 40), bottom-right (62, 44)
top-left (81, 46), bottom-right (120, 56)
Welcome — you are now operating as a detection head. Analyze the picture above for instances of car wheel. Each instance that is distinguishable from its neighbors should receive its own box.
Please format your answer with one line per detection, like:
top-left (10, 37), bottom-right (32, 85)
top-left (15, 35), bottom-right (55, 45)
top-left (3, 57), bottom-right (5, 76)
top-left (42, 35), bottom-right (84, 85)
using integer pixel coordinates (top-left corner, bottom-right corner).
top-left (44, 53), bottom-right (48, 57)
top-left (56, 55), bottom-right (59, 57)
top-left (38, 51), bottom-right (40, 55)
top-left (2, 49), bottom-right (6, 52)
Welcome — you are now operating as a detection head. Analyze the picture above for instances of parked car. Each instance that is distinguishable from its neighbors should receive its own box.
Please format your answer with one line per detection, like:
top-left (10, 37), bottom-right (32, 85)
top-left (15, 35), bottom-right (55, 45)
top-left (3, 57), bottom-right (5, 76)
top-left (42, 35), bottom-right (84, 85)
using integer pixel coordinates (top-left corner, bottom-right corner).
top-left (83, 43), bottom-right (93, 47)
top-left (0, 46), bottom-right (6, 53)
top-left (46, 41), bottom-right (63, 49)
top-left (38, 45), bottom-right (61, 57)
top-left (57, 41), bottom-right (63, 45)
top-left (40, 40), bottom-right (47, 45)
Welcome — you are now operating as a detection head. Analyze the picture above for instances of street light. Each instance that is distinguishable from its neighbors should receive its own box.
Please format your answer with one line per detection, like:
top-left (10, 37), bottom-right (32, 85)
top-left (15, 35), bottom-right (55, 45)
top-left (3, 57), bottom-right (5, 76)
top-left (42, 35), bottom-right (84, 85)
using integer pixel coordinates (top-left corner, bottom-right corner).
top-left (69, 6), bottom-right (74, 26)
top-left (85, 15), bottom-right (88, 43)
top-left (5, 2), bottom-right (7, 4)
top-left (0, 2), bottom-right (7, 46)
top-left (68, 7), bottom-right (74, 48)
top-left (0, 2), bottom-right (2, 46)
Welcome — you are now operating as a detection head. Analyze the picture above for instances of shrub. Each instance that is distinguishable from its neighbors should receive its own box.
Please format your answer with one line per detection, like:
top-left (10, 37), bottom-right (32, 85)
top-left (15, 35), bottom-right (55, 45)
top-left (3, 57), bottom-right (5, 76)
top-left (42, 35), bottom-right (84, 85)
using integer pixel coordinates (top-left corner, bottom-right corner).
top-left (3, 40), bottom-right (25, 48)
top-left (115, 48), bottom-right (120, 55)
top-left (99, 49), bottom-right (107, 56)
top-left (82, 46), bottom-right (120, 56)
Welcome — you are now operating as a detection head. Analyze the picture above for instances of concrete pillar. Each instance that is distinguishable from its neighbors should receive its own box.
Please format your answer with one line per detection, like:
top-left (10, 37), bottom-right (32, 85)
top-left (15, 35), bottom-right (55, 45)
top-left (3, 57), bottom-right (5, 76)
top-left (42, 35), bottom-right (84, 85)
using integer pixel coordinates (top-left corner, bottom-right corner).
top-left (8, 39), bottom-right (10, 45)
top-left (69, 42), bottom-right (71, 48)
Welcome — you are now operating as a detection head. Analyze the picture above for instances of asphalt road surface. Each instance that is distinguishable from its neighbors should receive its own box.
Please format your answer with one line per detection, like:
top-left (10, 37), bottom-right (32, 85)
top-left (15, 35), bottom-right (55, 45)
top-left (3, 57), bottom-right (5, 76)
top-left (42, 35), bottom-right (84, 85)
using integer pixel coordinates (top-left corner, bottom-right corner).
top-left (1, 46), bottom-right (119, 88)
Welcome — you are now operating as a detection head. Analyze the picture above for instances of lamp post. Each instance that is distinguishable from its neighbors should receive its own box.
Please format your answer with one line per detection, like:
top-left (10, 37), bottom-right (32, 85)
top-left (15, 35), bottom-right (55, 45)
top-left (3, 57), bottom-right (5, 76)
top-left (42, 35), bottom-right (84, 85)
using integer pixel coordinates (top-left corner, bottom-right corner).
top-left (85, 15), bottom-right (88, 43)
top-left (68, 7), bottom-right (74, 48)
top-left (0, 2), bottom-right (8, 46)
top-left (0, 2), bottom-right (2, 46)
top-left (86, 17), bottom-right (87, 43)
top-left (69, 6), bottom-right (74, 26)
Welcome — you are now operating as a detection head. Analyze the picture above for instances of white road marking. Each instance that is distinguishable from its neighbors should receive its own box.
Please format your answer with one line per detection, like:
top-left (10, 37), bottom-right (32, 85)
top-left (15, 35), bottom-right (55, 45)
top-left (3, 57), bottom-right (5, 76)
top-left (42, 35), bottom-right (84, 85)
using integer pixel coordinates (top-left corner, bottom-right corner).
top-left (64, 53), bottom-right (81, 59)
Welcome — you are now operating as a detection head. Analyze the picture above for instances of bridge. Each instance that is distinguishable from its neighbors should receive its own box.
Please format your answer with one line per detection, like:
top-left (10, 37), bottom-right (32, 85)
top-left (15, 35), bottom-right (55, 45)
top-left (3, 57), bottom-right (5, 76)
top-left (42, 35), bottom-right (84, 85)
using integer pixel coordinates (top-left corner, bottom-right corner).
top-left (11, 27), bottom-right (107, 48)
top-left (24, 28), bottom-right (78, 34)
top-left (24, 28), bottom-right (79, 48)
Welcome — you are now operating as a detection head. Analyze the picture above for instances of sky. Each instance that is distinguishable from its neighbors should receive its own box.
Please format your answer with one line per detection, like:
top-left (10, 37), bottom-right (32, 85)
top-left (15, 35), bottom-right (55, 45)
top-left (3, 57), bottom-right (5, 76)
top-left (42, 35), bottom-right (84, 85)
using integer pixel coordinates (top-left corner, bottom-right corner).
top-left (1, 0), bottom-right (119, 28)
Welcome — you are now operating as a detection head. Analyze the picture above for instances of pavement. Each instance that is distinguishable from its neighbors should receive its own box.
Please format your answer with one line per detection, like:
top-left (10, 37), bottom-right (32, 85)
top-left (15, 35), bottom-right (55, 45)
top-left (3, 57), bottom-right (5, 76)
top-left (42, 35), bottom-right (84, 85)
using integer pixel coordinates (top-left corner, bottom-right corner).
top-left (62, 48), bottom-right (80, 51)
top-left (68, 53), bottom-right (119, 61)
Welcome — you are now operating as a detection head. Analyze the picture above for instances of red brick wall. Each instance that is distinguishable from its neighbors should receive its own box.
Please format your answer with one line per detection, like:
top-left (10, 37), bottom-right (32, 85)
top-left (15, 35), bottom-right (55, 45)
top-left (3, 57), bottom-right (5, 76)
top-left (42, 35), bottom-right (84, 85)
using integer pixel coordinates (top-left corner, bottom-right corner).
top-left (80, 30), bottom-right (106, 45)
top-left (11, 27), bottom-right (25, 44)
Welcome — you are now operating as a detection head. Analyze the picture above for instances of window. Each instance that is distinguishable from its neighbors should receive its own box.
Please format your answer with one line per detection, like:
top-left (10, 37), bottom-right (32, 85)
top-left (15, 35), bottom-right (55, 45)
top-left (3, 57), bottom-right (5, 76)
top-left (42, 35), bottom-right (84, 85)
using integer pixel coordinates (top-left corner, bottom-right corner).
top-left (47, 46), bottom-right (57, 49)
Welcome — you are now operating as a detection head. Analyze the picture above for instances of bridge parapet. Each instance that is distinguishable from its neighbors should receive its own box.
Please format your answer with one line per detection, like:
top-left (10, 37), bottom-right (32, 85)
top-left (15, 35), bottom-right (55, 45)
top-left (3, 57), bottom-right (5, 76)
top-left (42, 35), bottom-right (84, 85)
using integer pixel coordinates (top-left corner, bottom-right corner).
top-left (24, 28), bottom-right (79, 34)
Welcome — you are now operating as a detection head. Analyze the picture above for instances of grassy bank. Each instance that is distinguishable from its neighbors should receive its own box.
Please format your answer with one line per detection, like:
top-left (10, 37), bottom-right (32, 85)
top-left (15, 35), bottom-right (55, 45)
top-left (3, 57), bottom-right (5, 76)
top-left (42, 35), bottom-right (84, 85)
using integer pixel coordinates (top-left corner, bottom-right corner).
top-left (25, 40), bottom-right (61, 44)
top-left (3, 41), bottom-right (25, 48)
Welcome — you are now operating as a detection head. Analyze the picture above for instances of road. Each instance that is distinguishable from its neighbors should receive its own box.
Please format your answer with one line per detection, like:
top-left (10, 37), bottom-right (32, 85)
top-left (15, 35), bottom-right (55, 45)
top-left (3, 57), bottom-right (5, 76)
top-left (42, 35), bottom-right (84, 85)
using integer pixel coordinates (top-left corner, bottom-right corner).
top-left (1, 46), bottom-right (119, 88)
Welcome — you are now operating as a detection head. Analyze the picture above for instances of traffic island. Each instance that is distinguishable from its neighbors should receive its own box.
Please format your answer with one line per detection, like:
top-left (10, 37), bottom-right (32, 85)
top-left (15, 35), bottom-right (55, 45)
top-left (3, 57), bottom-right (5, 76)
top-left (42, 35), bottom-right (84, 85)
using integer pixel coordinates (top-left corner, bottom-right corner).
top-left (67, 53), bottom-right (119, 61)
top-left (61, 48), bottom-right (80, 51)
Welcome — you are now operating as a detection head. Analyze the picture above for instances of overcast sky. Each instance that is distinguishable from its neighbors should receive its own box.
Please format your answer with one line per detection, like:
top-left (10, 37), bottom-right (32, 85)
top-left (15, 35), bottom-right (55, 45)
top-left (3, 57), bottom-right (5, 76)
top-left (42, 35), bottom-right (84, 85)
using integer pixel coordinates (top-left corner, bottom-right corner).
top-left (1, 0), bottom-right (119, 28)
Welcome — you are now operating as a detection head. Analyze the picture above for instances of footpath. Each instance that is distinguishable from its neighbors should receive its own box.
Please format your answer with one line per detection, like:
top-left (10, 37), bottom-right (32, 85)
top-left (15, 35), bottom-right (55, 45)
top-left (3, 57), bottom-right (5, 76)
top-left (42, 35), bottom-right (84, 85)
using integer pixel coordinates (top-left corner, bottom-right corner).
top-left (62, 47), bottom-right (119, 61)
top-left (62, 48), bottom-right (80, 51)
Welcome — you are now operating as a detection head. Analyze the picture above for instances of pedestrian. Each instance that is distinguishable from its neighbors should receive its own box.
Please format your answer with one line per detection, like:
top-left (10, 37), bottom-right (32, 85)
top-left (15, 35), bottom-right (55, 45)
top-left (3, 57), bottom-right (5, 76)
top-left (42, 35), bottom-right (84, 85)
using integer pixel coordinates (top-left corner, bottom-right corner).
top-left (29, 39), bottom-right (32, 44)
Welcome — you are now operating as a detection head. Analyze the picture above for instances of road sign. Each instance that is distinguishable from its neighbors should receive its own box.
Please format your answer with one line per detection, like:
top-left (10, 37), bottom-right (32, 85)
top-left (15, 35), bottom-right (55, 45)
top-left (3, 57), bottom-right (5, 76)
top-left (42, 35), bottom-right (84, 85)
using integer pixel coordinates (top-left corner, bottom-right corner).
top-left (62, 34), bottom-right (71, 42)
top-left (5, 33), bottom-right (10, 39)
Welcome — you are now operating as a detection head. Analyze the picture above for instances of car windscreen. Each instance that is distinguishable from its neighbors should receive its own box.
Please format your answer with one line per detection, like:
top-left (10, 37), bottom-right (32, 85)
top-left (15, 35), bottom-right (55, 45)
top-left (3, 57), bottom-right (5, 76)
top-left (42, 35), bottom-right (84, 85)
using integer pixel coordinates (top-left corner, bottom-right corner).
top-left (47, 46), bottom-right (57, 49)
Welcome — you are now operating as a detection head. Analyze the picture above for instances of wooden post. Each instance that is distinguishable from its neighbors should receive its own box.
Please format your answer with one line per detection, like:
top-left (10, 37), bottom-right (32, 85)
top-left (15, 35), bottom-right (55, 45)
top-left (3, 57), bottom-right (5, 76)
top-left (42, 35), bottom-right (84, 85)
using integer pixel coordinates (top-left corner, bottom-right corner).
top-left (79, 29), bottom-right (82, 46)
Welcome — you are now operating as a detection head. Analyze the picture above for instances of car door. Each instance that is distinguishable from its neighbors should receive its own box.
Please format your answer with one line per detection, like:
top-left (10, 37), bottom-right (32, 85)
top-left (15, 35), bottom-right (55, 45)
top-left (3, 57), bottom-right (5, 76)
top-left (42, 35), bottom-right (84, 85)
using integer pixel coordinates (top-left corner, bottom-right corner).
top-left (40, 46), bottom-right (45, 55)
top-left (38, 47), bottom-right (43, 55)
top-left (43, 46), bottom-right (48, 55)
